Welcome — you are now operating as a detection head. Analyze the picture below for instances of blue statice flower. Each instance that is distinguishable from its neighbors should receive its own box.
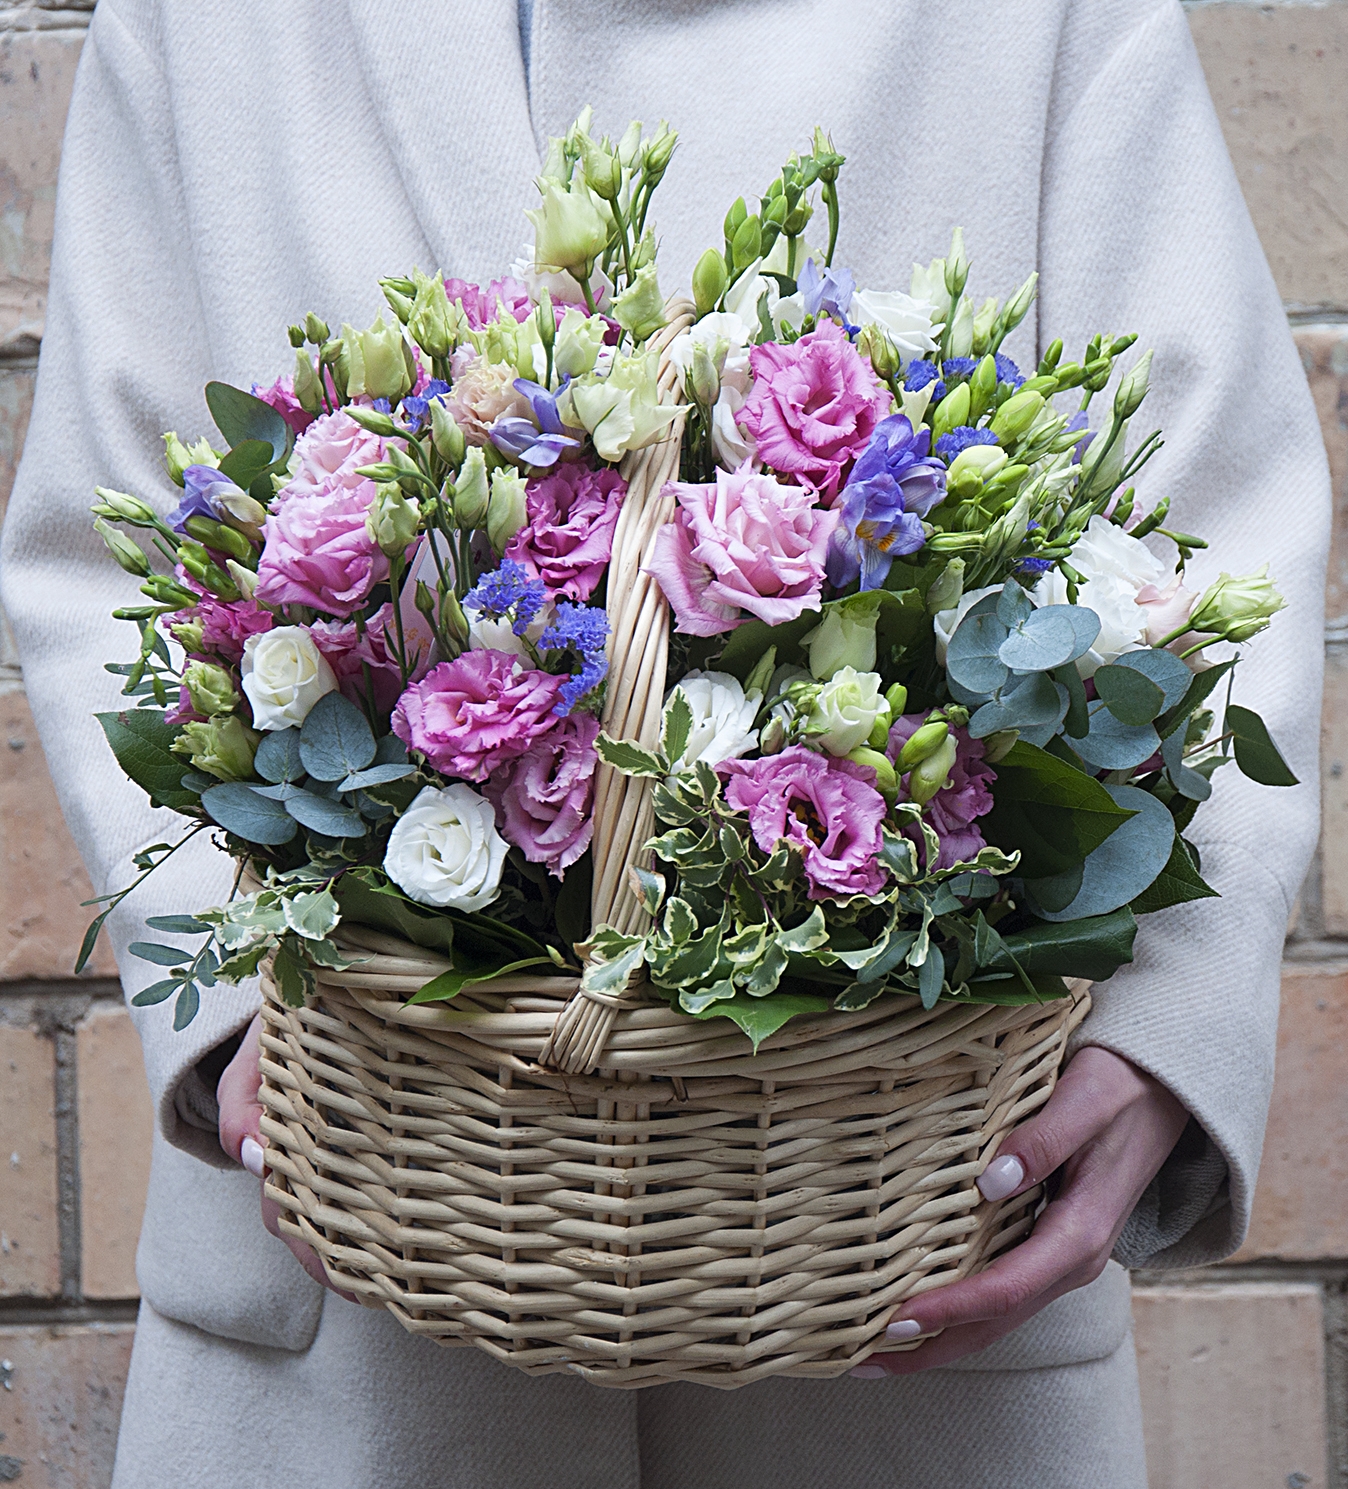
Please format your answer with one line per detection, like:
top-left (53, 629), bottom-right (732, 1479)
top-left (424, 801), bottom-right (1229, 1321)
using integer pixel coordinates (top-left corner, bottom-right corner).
top-left (935, 426), bottom-right (1001, 462)
top-left (798, 258), bottom-right (856, 323)
top-left (401, 378), bottom-right (450, 432)
top-left (994, 354), bottom-right (1024, 389)
top-left (941, 357), bottom-right (978, 380)
top-left (464, 559), bottom-right (547, 637)
top-left (904, 360), bottom-right (946, 402)
top-left (1015, 556), bottom-right (1053, 578)
top-left (371, 397), bottom-right (393, 415)
top-left (540, 602), bottom-right (609, 715)
top-left (826, 415), bottom-right (946, 591)
top-left (165, 465), bottom-right (247, 534)
top-left (489, 377), bottom-right (582, 469)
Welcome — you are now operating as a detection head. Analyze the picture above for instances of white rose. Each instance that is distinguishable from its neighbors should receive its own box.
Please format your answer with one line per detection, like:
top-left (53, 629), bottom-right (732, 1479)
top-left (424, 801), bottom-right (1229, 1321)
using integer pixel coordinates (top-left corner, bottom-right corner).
top-left (667, 671), bottom-right (760, 774)
top-left (241, 626), bottom-right (338, 731)
top-left (933, 586), bottom-right (1002, 667)
top-left (849, 287), bottom-right (943, 362)
top-left (804, 667), bottom-right (886, 758)
top-left (383, 784), bottom-right (508, 911)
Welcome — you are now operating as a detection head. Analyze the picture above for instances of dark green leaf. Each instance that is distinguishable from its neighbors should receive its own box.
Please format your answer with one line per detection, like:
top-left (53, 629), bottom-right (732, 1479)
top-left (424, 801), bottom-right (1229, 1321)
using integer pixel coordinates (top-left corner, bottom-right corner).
top-left (130, 978), bottom-right (180, 1007)
top-left (254, 728), bottom-right (305, 784)
top-left (299, 692), bottom-right (377, 781)
top-left (688, 988), bottom-right (832, 1052)
top-left (1226, 704), bottom-right (1298, 787)
top-left (986, 907), bottom-right (1138, 983)
top-left (963, 972), bottom-right (1071, 1005)
top-left (96, 709), bottom-right (199, 811)
top-left (144, 914), bottom-right (211, 935)
top-left (172, 982), bottom-right (200, 1029)
top-left (1028, 785), bottom-right (1175, 921)
top-left (217, 439), bottom-right (277, 490)
top-left (205, 380), bottom-right (289, 463)
top-left (917, 949), bottom-right (944, 1009)
top-left (74, 911), bottom-right (110, 976)
top-left (1129, 831), bottom-right (1221, 915)
top-left (284, 789), bottom-right (368, 838)
top-left (272, 942), bottom-right (310, 1007)
top-left (554, 850), bottom-right (592, 947)
top-left (408, 955), bottom-right (558, 1003)
top-left (201, 783), bottom-right (299, 845)
top-left (1094, 664), bottom-right (1165, 726)
top-left (129, 941), bottom-right (193, 966)
top-left (1054, 663), bottom-right (1090, 738)
top-left (1157, 657), bottom-right (1236, 740)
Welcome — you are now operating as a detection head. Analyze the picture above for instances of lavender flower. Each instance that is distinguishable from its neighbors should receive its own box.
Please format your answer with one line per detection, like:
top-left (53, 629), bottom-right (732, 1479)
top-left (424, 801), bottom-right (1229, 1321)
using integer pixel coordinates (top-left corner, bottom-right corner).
top-left (539, 601), bottom-right (609, 714)
top-left (941, 357), bottom-right (978, 380)
top-left (464, 558), bottom-right (547, 637)
top-left (935, 426), bottom-right (1000, 461)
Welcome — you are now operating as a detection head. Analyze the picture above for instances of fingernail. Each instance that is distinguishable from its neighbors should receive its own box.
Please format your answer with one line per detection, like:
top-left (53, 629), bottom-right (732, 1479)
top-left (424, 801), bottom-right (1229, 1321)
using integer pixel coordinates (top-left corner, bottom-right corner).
top-left (978, 1153), bottom-right (1025, 1202)
top-left (885, 1318), bottom-right (922, 1342)
top-left (849, 1364), bottom-right (887, 1379)
top-left (241, 1136), bottom-right (266, 1178)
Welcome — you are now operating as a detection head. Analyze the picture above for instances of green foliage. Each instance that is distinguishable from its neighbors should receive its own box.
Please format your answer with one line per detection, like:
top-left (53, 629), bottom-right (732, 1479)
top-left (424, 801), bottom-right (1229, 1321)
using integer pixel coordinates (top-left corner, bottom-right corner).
top-left (1226, 704), bottom-right (1298, 787)
top-left (96, 709), bottom-right (200, 812)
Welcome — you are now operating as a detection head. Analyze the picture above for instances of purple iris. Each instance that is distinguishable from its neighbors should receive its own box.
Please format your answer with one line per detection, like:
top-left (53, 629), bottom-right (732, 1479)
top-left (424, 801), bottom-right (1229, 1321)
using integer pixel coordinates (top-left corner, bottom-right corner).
top-left (165, 465), bottom-right (247, 534)
top-left (1065, 409), bottom-right (1095, 465)
top-left (401, 379), bottom-right (450, 431)
top-left (826, 415), bottom-right (947, 591)
top-left (489, 377), bottom-right (582, 469)
top-left (798, 258), bottom-right (856, 323)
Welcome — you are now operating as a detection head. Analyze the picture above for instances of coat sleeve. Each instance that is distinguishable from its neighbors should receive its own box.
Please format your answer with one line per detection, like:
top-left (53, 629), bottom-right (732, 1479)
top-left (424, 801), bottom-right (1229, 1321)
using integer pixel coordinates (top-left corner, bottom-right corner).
top-left (1035, 0), bottom-right (1330, 1267)
top-left (0, 0), bottom-right (259, 1166)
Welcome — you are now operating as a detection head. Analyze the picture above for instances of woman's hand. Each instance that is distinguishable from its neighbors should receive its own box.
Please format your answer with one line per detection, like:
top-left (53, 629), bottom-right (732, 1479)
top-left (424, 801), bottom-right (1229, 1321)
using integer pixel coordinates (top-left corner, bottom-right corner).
top-left (216, 1012), bottom-right (357, 1301)
top-left (851, 1045), bottom-right (1189, 1377)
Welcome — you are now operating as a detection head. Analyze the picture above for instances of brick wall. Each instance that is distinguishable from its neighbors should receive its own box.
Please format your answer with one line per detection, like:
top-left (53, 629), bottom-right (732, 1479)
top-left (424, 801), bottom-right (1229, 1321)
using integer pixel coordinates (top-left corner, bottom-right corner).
top-left (0, 1), bottom-right (1344, 1483)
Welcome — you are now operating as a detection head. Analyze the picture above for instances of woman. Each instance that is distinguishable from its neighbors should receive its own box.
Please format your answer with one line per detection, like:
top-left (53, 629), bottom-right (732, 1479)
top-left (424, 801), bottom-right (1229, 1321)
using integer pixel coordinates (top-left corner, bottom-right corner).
top-left (2, 1), bottom-right (1327, 1485)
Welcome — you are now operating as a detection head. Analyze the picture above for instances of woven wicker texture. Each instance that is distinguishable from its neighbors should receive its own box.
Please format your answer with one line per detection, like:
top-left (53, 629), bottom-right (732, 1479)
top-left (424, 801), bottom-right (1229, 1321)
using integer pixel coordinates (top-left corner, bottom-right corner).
top-left (258, 926), bottom-right (1090, 1388)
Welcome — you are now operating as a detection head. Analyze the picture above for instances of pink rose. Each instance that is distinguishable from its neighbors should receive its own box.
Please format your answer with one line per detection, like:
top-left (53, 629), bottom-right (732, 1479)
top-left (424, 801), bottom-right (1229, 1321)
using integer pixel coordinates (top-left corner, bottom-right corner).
top-left (282, 410), bottom-right (388, 498)
top-left (251, 374), bottom-right (316, 438)
top-left (311, 603), bottom-right (424, 714)
top-left (255, 480), bottom-right (388, 618)
top-left (887, 716), bottom-right (996, 872)
top-left (1136, 574), bottom-right (1200, 651)
top-left (444, 276), bottom-right (532, 329)
top-left (173, 591), bottom-right (273, 666)
top-left (719, 745), bottom-right (887, 900)
top-left (392, 649), bottom-right (565, 783)
top-left (645, 463), bottom-right (840, 636)
top-left (504, 465), bottom-right (625, 601)
top-left (483, 712), bottom-right (599, 877)
top-left (738, 319), bottom-right (892, 500)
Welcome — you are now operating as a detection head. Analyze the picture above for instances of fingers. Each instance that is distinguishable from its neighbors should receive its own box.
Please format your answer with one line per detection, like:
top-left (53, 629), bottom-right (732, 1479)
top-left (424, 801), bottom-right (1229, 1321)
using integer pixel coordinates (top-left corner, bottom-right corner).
top-left (262, 1189), bottom-right (359, 1303)
top-left (216, 1013), bottom-right (265, 1168)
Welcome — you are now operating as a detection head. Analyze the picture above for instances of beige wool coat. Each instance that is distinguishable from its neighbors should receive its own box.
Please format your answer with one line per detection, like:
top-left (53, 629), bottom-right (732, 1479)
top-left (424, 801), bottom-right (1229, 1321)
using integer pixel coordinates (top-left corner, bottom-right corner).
top-left (1, 0), bottom-right (1329, 1484)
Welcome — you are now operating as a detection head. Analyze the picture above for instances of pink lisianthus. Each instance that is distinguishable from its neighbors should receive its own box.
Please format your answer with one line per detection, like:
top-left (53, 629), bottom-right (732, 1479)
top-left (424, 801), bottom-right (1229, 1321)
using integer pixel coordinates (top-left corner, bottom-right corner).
top-left (392, 649), bottom-right (564, 783)
top-left (645, 464), bottom-right (840, 637)
top-left (173, 592), bottom-right (273, 666)
top-left (255, 480), bottom-right (388, 618)
top-left (504, 465), bottom-right (625, 601)
top-left (1136, 573), bottom-right (1201, 651)
top-left (252, 374), bottom-right (316, 438)
top-left (281, 409), bottom-right (388, 498)
top-left (310, 603), bottom-right (422, 714)
top-left (483, 712), bottom-right (599, 877)
top-left (738, 319), bottom-right (892, 501)
top-left (165, 684), bottom-right (205, 727)
top-left (719, 745), bottom-right (887, 900)
top-left (887, 716), bottom-right (997, 871)
top-left (444, 276), bottom-right (532, 329)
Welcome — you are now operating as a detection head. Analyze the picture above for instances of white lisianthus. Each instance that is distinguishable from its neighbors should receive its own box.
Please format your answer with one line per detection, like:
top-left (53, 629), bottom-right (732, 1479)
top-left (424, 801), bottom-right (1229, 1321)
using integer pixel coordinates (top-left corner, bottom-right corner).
top-left (849, 288), bottom-right (943, 362)
top-left (723, 260), bottom-right (779, 328)
top-left (933, 586), bottom-right (1002, 667)
top-left (467, 601), bottom-right (554, 660)
top-left (667, 313), bottom-right (758, 470)
top-left (804, 667), bottom-right (887, 758)
top-left (1030, 515), bottom-right (1168, 677)
top-left (241, 626), bottom-right (338, 731)
top-left (383, 784), bottom-right (508, 911)
top-left (667, 671), bottom-right (760, 774)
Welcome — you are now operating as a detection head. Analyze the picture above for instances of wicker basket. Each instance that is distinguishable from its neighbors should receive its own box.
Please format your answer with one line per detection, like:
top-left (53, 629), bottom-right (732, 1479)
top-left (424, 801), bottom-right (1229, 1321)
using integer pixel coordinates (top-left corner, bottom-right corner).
top-left (255, 298), bottom-right (1093, 1388)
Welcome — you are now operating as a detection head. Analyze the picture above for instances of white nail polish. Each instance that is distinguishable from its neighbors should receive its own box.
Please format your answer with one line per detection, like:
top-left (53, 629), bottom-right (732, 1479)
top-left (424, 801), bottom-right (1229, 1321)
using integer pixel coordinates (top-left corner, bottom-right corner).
top-left (849, 1364), bottom-right (887, 1379)
top-left (885, 1318), bottom-right (922, 1342)
top-left (240, 1136), bottom-right (266, 1177)
top-left (978, 1153), bottom-right (1025, 1202)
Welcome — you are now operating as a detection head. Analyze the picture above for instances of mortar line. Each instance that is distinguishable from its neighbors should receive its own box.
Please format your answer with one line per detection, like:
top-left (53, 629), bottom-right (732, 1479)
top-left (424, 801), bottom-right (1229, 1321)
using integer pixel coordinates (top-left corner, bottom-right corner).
top-left (51, 1022), bottom-right (81, 1302)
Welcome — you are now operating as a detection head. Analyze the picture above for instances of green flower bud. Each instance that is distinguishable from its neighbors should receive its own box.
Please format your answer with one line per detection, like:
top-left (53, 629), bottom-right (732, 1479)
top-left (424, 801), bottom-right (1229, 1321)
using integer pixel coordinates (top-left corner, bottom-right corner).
top-left (342, 316), bottom-right (412, 403)
top-left (580, 135), bottom-right (622, 201)
top-left (366, 482), bottom-right (421, 556)
top-left (724, 196), bottom-right (748, 244)
top-left (440, 586), bottom-right (471, 648)
top-left (1113, 349), bottom-right (1153, 421)
top-left (93, 487), bottom-right (158, 525)
top-left (989, 389), bottom-right (1045, 442)
top-left (689, 339), bottom-right (721, 409)
top-left (171, 619), bottom-right (205, 652)
top-left (612, 262), bottom-right (667, 344)
top-left (287, 324), bottom-right (307, 349)
top-left (225, 560), bottom-right (258, 600)
top-left (847, 746), bottom-right (898, 804)
top-left (884, 683), bottom-right (909, 716)
top-left (947, 444), bottom-right (1007, 484)
top-left (171, 715), bottom-right (259, 783)
top-left (176, 540), bottom-right (240, 601)
top-left (1188, 566), bottom-right (1286, 644)
top-left (943, 227), bottom-right (969, 300)
top-left (866, 708), bottom-right (893, 751)
top-left (617, 119), bottom-right (643, 170)
top-left (631, 225), bottom-right (658, 271)
top-left (801, 593), bottom-right (881, 680)
top-left (94, 518), bottom-right (153, 577)
top-left (344, 404), bottom-right (401, 438)
top-left (981, 729), bottom-right (1019, 765)
top-left (743, 646), bottom-right (778, 701)
top-left (897, 720), bottom-right (949, 772)
top-left (486, 467), bottom-right (528, 555)
top-left (293, 347), bottom-right (324, 414)
top-left (643, 122), bottom-right (677, 182)
top-left (407, 267), bottom-right (456, 359)
top-left (141, 574), bottom-right (200, 609)
top-left (997, 272), bottom-right (1039, 343)
top-left (971, 297), bottom-right (1000, 358)
top-left (924, 559), bottom-right (966, 617)
top-left (731, 214), bottom-right (762, 273)
top-left (161, 432), bottom-right (196, 486)
top-left (758, 715), bottom-right (787, 756)
top-left (429, 401), bottom-right (466, 466)
top-left (452, 447), bottom-right (490, 530)
top-left (907, 734), bottom-right (957, 804)
top-left (967, 354), bottom-right (999, 421)
top-left (692, 247), bottom-right (729, 318)
top-left (182, 516), bottom-right (255, 563)
top-left (858, 324), bottom-right (900, 383)
top-left (304, 312), bottom-right (330, 345)
top-left (183, 660), bottom-right (240, 718)
top-left (930, 382), bottom-right (972, 442)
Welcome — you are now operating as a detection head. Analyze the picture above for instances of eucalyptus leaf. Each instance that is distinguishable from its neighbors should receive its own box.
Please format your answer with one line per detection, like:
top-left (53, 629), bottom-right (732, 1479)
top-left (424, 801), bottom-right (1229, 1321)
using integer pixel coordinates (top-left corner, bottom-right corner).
top-left (299, 692), bottom-right (377, 781)
top-left (337, 763), bottom-right (416, 793)
top-left (1074, 701), bottom-right (1160, 771)
top-left (1112, 647), bottom-right (1191, 712)
top-left (998, 605), bottom-right (1099, 673)
top-left (283, 789), bottom-right (368, 838)
top-left (201, 783), bottom-right (299, 844)
top-left (1129, 832), bottom-right (1220, 915)
top-left (1028, 785), bottom-right (1175, 921)
top-left (1094, 664), bottom-right (1165, 726)
top-left (946, 607), bottom-right (1010, 695)
top-left (218, 439), bottom-right (277, 490)
top-left (1021, 861), bottom-right (1084, 914)
top-left (968, 672), bottom-right (1067, 743)
top-left (254, 728), bottom-right (305, 784)
top-left (996, 582), bottom-right (1034, 628)
top-left (205, 380), bottom-right (290, 464)
top-left (1161, 728), bottom-right (1213, 802)
top-left (1157, 657), bottom-right (1236, 739)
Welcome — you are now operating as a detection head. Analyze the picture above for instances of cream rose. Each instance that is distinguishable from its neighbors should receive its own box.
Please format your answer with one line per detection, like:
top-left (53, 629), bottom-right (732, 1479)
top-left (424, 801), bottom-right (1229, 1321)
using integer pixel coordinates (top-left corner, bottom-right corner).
top-left (241, 626), bottom-right (338, 732)
top-left (383, 784), bottom-right (508, 911)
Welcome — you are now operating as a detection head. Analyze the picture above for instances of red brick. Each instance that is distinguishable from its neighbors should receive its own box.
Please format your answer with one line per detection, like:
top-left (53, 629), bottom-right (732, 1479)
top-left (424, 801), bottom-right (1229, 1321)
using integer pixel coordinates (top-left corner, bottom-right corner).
top-left (0, 1022), bottom-right (59, 1297)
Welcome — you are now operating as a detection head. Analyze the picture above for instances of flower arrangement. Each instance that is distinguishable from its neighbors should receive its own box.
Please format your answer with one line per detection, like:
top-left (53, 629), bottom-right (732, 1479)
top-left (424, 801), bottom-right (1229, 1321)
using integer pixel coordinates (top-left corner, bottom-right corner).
top-left (84, 112), bottom-right (1295, 1052)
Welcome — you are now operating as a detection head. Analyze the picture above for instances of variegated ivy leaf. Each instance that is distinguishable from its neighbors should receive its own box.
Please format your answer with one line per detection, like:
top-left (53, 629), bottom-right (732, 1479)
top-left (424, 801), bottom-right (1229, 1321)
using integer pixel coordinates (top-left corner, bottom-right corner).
top-left (662, 896), bottom-right (698, 944)
top-left (282, 887), bottom-right (341, 942)
top-left (723, 922), bottom-right (769, 967)
top-left (679, 978), bottom-right (737, 1014)
top-left (661, 689), bottom-right (694, 766)
top-left (594, 732), bottom-right (666, 778)
top-left (776, 905), bottom-right (829, 955)
top-left (578, 934), bottom-right (648, 996)
top-left (213, 942), bottom-right (270, 984)
top-left (879, 832), bottom-right (920, 883)
top-left (747, 841), bottom-right (801, 892)
top-left (946, 844), bottom-right (1020, 878)
top-left (627, 865), bottom-right (667, 918)
top-left (653, 778), bottom-right (701, 826)
top-left (739, 939), bottom-right (788, 998)
top-left (648, 913), bottom-right (731, 989)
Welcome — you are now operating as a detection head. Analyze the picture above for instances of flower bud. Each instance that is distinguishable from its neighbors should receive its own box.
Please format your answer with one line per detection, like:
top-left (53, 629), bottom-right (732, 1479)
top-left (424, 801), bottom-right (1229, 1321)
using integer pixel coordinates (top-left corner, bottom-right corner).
top-left (758, 715), bottom-right (787, 756)
top-left (407, 266), bottom-right (455, 359)
top-left (366, 482), bottom-right (421, 556)
top-left (342, 316), bottom-right (412, 403)
top-left (486, 467), bottom-right (528, 555)
top-left (1113, 349), bottom-right (1153, 421)
top-left (981, 729), bottom-right (1019, 765)
top-left (804, 667), bottom-right (887, 757)
top-left (847, 746), bottom-right (898, 803)
top-left (858, 324), bottom-right (900, 383)
top-left (731, 215), bottom-right (762, 274)
top-left (866, 708), bottom-right (893, 751)
top-left (304, 312), bottom-right (330, 345)
top-left (943, 227), bottom-right (969, 300)
top-left (430, 401), bottom-right (466, 466)
top-left (989, 389), bottom-right (1045, 442)
top-left (440, 586), bottom-right (471, 648)
top-left (884, 683), bottom-right (909, 716)
top-left (176, 540), bottom-right (240, 600)
top-left (225, 560), bottom-right (258, 600)
top-left (971, 297), bottom-right (999, 358)
top-left (525, 180), bottom-right (609, 277)
top-left (631, 225), bottom-right (658, 271)
top-left (287, 324), bottom-right (306, 349)
top-left (162, 433), bottom-right (198, 486)
top-left (692, 247), bottom-right (729, 317)
top-left (344, 404), bottom-right (401, 438)
top-left (1188, 566), bottom-right (1285, 643)
top-left (580, 135), bottom-right (622, 201)
top-left (897, 720), bottom-right (949, 772)
top-left (293, 347), bottom-right (324, 414)
top-left (689, 340), bottom-right (721, 409)
top-left (612, 262), bottom-right (667, 344)
top-left (141, 574), bottom-right (201, 609)
top-left (924, 559), bottom-right (965, 618)
top-left (171, 619), bottom-right (205, 652)
top-left (617, 119), bottom-right (643, 169)
top-left (94, 518), bottom-right (153, 577)
top-left (183, 660), bottom-right (240, 718)
top-left (947, 444), bottom-right (1007, 484)
top-left (171, 716), bottom-right (259, 783)
top-left (182, 516), bottom-right (255, 563)
top-left (643, 122), bottom-right (676, 182)
top-left (929, 382), bottom-right (971, 442)
top-left (907, 734), bottom-right (957, 804)
top-left (452, 447), bottom-right (490, 529)
top-left (93, 487), bottom-right (158, 525)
